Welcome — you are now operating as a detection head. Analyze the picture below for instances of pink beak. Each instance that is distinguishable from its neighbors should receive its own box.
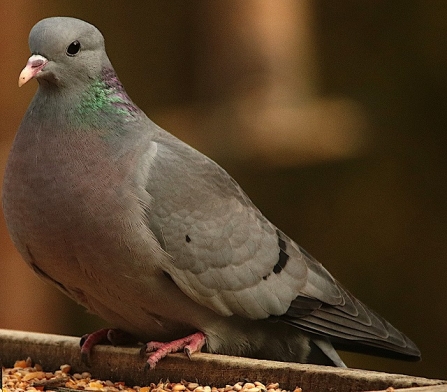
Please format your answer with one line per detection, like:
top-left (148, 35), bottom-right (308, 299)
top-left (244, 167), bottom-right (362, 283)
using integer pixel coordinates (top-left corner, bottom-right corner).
top-left (18, 54), bottom-right (49, 87)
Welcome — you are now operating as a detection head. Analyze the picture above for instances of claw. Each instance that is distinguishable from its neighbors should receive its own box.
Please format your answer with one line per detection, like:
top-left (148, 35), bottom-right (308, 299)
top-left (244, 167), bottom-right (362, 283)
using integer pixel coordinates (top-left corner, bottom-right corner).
top-left (185, 346), bottom-right (192, 360)
top-left (80, 328), bottom-right (136, 365)
top-left (81, 350), bottom-right (91, 367)
top-left (143, 331), bottom-right (206, 369)
top-left (140, 344), bottom-right (149, 358)
top-left (80, 329), bottom-right (206, 369)
top-left (80, 328), bottom-right (110, 365)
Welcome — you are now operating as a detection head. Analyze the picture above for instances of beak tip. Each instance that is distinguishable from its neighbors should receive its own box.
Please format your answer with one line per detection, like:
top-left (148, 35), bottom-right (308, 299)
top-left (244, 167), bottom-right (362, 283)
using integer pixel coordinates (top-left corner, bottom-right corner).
top-left (18, 54), bottom-right (48, 88)
top-left (18, 69), bottom-right (33, 87)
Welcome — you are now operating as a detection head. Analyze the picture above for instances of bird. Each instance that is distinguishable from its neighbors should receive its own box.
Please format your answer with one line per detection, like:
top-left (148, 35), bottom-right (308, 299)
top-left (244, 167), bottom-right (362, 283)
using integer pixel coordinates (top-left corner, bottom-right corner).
top-left (2, 16), bottom-right (420, 369)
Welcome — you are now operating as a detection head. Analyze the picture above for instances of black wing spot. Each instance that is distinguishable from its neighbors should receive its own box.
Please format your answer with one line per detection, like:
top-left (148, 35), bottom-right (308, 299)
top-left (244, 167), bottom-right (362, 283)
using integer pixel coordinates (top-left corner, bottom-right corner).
top-left (273, 229), bottom-right (289, 274)
top-left (185, 234), bottom-right (191, 243)
top-left (163, 271), bottom-right (174, 282)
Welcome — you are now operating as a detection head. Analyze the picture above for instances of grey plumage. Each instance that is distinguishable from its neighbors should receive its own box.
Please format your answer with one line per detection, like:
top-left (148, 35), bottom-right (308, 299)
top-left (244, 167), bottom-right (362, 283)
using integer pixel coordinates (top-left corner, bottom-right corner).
top-left (2, 17), bottom-right (420, 368)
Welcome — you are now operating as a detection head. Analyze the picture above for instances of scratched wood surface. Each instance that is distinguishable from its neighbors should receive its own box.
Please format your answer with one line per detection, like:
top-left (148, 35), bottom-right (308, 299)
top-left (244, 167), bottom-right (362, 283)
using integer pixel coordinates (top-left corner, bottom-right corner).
top-left (0, 329), bottom-right (445, 392)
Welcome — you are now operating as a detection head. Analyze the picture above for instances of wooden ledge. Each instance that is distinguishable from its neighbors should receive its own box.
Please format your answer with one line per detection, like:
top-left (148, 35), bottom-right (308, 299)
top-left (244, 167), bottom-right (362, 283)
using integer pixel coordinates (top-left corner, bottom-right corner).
top-left (0, 329), bottom-right (445, 392)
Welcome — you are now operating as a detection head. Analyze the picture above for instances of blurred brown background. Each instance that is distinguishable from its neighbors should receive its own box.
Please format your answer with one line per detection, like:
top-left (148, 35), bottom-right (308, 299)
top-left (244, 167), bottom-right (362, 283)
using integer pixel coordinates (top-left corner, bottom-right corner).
top-left (1, 0), bottom-right (446, 380)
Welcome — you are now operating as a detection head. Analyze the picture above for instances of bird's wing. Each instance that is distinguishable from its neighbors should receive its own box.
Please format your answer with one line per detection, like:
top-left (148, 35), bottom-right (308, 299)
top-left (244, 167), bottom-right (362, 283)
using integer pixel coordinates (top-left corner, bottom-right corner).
top-left (143, 128), bottom-right (420, 359)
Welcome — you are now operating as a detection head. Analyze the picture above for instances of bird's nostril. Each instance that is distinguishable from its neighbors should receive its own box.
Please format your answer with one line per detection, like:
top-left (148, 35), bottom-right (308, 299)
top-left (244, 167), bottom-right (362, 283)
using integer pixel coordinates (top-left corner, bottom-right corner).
top-left (31, 59), bottom-right (45, 68)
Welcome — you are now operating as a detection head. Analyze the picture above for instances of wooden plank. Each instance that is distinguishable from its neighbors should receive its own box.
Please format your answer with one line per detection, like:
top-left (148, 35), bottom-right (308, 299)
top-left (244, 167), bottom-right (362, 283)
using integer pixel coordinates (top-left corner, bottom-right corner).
top-left (370, 385), bottom-right (447, 392)
top-left (0, 329), bottom-right (445, 392)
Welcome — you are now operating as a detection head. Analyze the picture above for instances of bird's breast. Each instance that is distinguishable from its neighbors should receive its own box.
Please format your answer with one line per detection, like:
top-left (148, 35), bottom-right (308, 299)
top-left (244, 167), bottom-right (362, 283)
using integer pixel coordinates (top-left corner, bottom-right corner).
top-left (3, 122), bottom-right (153, 291)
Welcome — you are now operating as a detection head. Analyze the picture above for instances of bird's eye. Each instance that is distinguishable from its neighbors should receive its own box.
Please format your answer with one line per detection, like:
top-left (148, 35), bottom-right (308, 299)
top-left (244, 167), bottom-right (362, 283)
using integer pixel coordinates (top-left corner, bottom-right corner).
top-left (66, 40), bottom-right (81, 56)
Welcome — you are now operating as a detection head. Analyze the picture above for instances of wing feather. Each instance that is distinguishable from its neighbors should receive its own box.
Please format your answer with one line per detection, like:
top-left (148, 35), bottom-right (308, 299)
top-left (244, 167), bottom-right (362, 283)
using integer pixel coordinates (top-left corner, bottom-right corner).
top-left (143, 131), bottom-right (420, 359)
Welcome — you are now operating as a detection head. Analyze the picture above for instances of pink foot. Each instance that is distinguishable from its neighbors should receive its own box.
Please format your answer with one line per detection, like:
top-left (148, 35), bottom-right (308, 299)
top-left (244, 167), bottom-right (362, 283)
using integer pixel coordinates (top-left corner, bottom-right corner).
top-left (142, 331), bottom-right (206, 369)
top-left (80, 328), bottom-right (137, 365)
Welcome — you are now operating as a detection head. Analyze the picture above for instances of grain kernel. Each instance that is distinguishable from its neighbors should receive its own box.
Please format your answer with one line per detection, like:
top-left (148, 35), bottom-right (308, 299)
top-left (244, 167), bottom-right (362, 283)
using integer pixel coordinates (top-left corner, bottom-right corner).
top-left (60, 364), bottom-right (71, 373)
top-left (14, 360), bottom-right (27, 368)
top-left (88, 381), bottom-right (104, 388)
top-left (22, 372), bottom-right (46, 381)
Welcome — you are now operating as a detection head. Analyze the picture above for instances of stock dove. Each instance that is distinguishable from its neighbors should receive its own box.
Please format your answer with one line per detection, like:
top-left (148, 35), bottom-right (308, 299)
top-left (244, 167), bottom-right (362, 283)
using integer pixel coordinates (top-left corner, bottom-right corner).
top-left (2, 17), bottom-right (420, 368)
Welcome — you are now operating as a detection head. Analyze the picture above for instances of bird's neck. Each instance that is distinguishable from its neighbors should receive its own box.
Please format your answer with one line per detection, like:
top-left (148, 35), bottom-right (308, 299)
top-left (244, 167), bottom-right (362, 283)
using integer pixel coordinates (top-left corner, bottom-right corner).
top-left (30, 67), bottom-right (141, 136)
top-left (74, 67), bottom-right (140, 123)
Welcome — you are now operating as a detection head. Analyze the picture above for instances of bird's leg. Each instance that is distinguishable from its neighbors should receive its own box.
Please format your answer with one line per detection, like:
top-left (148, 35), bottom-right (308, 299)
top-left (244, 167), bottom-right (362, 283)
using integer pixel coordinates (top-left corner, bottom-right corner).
top-left (80, 328), bottom-right (137, 365)
top-left (142, 331), bottom-right (206, 370)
